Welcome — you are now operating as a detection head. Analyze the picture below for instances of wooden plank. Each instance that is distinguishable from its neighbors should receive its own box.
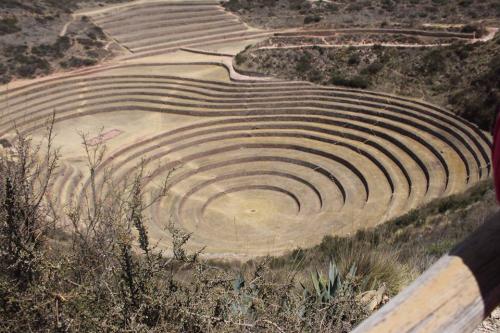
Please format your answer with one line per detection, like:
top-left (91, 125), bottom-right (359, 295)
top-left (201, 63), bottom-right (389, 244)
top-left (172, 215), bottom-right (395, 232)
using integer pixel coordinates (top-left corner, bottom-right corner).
top-left (352, 210), bottom-right (500, 333)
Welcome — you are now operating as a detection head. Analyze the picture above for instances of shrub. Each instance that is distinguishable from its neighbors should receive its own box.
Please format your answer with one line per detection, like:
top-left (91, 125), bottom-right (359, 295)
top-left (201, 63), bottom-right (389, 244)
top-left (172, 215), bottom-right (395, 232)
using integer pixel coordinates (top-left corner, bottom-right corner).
top-left (235, 52), bottom-right (247, 65)
top-left (421, 49), bottom-right (446, 74)
top-left (15, 55), bottom-right (51, 78)
top-left (312, 45), bottom-right (325, 55)
top-left (31, 36), bottom-right (72, 59)
top-left (304, 14), bottom-right (321, 24)
top-left (290, 0), bottom-right (310, 11)
top-left (381, 0), bottom-right (395, 11)
top-left (461, 24), bottom-right (486, 37)
top-left (331, 73), bottom-right (370, 89)
top-left (0, 74), bottom-right (11, 84)
top-left (0, 138), bottom-right (11, 147)
top-left (296, 52), bottom-right (312, 73)
top-left (326, 3), bottom-right (339, 12)
top-left (348, 54), bottom-right (361, 66)
top-left (76, 37), bottom-right (103, 48)
top-left (86, 50), bottom-right (100, 58)
top-left (0, 63), bottom-right (10, 83)
top-left (0, 16), bottom-right (20, 35)
top-left (309, 69), bottom-right (323, 82)
top-left (0, 63), bottom-right (7, 76)
top-left (226, 0), bottom-right (239, 7)
top-left (372, 43), bottom-right (383, 52)
top-left (453, 46), bottom-right (470, 60)
top-left (3, 44), bottom-right (28, 58)
top-left (88, 26), bottom-right (106, 40)
top-left (60, 56), bottom-right (97, 68)
top-left (0, 125), bottom-right (59, 288)
top-left (362, 61), bottom-right (384, 75)
top-left (347, 3), bottom-right (363, 11)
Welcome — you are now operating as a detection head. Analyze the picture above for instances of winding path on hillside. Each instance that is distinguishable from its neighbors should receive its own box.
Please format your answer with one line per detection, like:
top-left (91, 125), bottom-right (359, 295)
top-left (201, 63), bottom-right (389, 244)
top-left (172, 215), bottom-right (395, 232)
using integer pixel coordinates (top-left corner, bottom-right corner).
top-left (0, 0), bottom-right (493, 258)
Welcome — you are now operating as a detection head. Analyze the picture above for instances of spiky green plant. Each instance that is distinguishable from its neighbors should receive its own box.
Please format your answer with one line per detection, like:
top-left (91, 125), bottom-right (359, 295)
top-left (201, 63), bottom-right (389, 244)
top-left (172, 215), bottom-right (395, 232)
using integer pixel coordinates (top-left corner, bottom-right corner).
top-left (303, 261), bottom-right (357, 304)
top-left (231, 273), bottom-right (256, 318)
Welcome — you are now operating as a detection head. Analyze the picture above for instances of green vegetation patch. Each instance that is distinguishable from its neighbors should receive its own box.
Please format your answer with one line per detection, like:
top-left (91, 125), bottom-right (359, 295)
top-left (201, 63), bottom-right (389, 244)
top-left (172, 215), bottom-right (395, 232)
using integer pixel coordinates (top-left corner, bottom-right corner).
top-left (0, 16), bottom-right (21, 35)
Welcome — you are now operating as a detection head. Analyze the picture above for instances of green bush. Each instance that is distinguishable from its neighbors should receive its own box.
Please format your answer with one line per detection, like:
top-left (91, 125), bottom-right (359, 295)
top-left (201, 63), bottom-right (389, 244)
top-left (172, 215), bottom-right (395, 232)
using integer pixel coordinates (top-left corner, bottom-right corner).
top-left (87, 26), bottom-right (105, 40)
top-left (290, 0), bottom-right (310, 11)
top-left (235, 52), bottom-right (247, 65)
top-left (60, 56), bottom-right (97, 69)
top-left (0, 16), bottom-right (20, 35)
top-left (331, 73), bottom-right (370, 89)
top-left (458, 0), bottom-right (472, 7)
top-left (421, 49), bottom-right (446, 74)
top-left (348, 54), bottom-right (361, 66)
top-left (453, 45), bottom-right (470, 60)
top-left (326, 3), bottom-right (339, 12)
top-left (347, 3), bottom-right (363, 11)
top-left (0, 63), bottom-right (11, 84)
top-left (362, 62), bottom-right (384, 75)
top-left (381, 0), bottom-right (395, 11)
top-left (3, 44), bottom-right (28, 58)
top-left (309, 69), bottom-right (323, 82)
top-left (0, 63), bottom-right (7, 76)
top-left (296, 52), bottom-right (312, 73)
top-left (31, 36), bottom-right (72, 59)
top-left (76, 37), bottom-right (103, 49)
top-left (15, 55), bottom-right (51, 78)
top-left (304, 14), bottom-right (321, 24)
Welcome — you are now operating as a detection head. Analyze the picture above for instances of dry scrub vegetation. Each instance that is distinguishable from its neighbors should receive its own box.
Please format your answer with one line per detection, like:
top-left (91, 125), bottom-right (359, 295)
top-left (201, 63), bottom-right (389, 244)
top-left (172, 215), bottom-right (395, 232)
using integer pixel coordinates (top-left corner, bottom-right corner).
top-left (0, 120), bottom-right (496, 332)
top-left (0, 0), bottom-right (129, 84)
top-left (224, 0), bottom-right (500, 29)
top-left (236, 34), bottom-right (500, 130)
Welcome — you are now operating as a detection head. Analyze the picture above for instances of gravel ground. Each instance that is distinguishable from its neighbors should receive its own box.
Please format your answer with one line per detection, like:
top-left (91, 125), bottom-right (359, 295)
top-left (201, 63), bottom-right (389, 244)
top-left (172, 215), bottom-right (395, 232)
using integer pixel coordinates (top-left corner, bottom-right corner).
top-left (475, 308), bottom-right (500, 332)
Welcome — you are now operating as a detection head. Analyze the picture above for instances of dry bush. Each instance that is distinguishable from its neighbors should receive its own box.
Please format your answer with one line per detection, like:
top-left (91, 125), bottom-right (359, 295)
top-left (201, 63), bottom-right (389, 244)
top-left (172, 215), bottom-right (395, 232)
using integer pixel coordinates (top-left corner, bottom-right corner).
top-left (0, 125), bottom-right (371, 333)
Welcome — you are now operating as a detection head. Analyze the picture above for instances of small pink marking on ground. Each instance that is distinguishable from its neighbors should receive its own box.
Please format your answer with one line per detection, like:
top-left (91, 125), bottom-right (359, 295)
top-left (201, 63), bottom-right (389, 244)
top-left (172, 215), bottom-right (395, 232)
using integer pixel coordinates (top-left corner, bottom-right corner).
top-left (88, 129), bottom-right (123, 146)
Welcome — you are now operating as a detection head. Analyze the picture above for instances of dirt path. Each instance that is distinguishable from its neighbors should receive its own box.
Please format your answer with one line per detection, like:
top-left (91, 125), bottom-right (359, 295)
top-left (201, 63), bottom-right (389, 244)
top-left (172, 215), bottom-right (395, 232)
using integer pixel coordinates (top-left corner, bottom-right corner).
top-left (254, 26), bottom-right (497, 50)
top-left (59, 15), bottom-right (75, 37)
top-left (476, 27), bottom-right (499, 42)
top-left (421, 24), bottom-right (499, 42)
top-left (255, 42), bottom-right (453, 50)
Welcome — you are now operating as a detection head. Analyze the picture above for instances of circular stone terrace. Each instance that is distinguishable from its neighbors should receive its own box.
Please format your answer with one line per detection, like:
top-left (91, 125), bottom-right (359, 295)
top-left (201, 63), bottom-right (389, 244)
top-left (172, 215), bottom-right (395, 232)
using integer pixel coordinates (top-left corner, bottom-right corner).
top-left (0, 0), bottom-right (492, 258)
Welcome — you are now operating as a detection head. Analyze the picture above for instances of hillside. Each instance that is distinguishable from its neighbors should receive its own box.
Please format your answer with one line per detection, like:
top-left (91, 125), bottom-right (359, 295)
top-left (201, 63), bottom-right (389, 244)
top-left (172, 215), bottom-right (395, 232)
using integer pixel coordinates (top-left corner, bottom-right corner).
top-left (0, 0), bottom-right (129, 84)
top-left (224, 0), bottom-right (500, 29)
top-left (236, 34), bottom-right (500, 130)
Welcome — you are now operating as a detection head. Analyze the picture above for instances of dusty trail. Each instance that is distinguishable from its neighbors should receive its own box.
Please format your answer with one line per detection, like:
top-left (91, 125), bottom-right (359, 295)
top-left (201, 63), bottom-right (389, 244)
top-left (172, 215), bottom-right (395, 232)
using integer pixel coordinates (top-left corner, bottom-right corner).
top-left (255, 26), bottom-right (497, 50)
top-left (59, 15), bottom-right (75, 37)
top-left (255, 42), bottom-right (453, 50)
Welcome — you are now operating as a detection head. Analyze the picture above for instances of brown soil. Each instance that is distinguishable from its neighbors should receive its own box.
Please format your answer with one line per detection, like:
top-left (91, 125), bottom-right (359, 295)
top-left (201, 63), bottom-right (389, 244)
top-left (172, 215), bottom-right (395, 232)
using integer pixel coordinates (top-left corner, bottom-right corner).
top-left (0, 0), bottom-right (131, 84)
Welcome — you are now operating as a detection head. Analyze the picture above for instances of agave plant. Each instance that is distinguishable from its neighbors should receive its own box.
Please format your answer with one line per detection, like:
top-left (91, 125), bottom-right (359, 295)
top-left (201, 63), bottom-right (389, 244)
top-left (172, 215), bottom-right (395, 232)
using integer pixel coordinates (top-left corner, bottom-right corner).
top-left (230, 273), bottom-right (256, 318)
top-left (303, 261), bottom-right (357, 304)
